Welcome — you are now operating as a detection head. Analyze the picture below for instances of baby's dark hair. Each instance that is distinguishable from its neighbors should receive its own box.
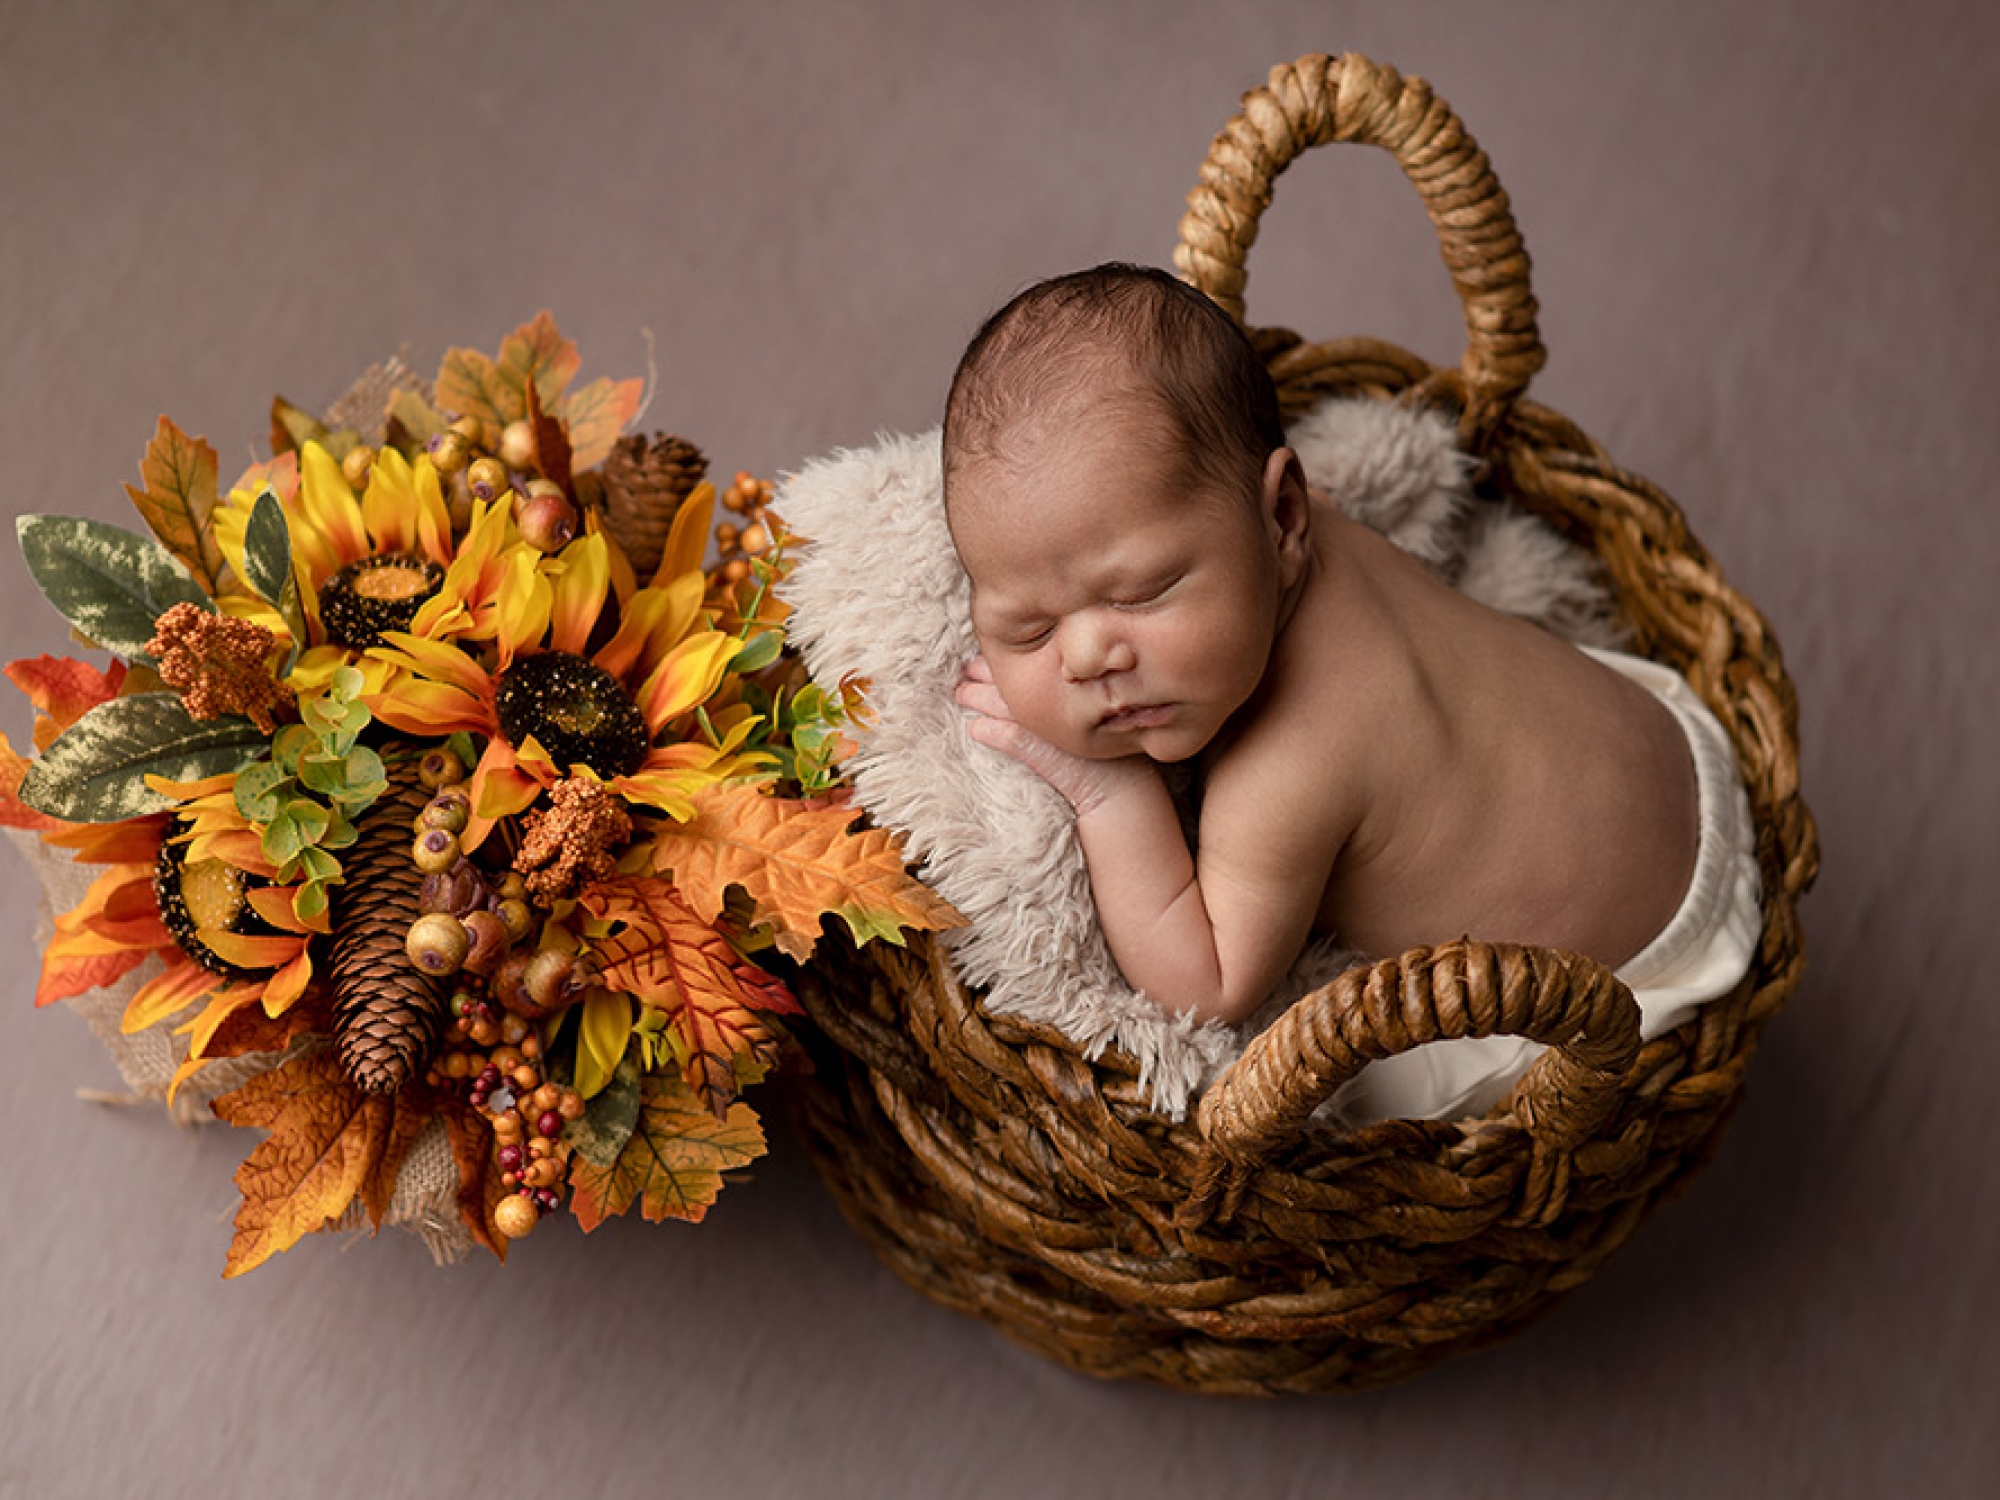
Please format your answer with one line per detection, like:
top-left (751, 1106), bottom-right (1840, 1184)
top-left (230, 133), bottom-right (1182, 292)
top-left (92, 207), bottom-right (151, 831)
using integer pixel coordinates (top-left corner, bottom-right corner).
top-left (942, 262), bottom-right (1285, 508)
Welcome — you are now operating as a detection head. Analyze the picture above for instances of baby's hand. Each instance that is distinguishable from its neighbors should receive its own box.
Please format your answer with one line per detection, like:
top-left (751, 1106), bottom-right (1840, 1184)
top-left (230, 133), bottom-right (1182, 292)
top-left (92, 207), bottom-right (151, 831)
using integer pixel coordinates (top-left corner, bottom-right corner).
top-left (955, 656), bottom-right (1156, 816)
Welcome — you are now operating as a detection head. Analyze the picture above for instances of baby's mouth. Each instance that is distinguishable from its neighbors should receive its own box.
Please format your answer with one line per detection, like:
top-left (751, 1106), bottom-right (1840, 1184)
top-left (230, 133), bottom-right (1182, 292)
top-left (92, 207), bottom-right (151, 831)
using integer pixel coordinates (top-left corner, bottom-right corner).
top-left (1099, 702), bottom-right (1172, 731)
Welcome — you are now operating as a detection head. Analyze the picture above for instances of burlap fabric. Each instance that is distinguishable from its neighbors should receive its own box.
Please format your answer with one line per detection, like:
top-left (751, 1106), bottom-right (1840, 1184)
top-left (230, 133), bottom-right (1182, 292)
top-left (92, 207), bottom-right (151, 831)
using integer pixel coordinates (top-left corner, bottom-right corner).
top-left (9, 827), bottom-right (476, 1263)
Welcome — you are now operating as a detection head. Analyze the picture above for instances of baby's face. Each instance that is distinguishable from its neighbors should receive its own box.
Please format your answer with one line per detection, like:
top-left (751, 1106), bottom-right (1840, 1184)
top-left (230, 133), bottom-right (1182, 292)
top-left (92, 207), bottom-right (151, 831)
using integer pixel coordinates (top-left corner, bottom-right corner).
top-left (951, 412), bottom-right (1295, 764)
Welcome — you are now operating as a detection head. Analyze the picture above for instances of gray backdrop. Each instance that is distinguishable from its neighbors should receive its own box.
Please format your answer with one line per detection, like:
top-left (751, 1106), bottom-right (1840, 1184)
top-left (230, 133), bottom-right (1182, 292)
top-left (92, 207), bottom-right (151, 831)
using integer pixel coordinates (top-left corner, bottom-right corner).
top-left (3, 2), bottom-right (1994, 1497)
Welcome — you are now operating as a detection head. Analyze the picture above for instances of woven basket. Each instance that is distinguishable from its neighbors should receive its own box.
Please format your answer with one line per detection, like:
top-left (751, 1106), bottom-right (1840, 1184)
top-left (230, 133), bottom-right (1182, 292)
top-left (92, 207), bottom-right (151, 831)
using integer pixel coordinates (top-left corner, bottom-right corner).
top-left (789, 51), bottom-right (1819, 1396)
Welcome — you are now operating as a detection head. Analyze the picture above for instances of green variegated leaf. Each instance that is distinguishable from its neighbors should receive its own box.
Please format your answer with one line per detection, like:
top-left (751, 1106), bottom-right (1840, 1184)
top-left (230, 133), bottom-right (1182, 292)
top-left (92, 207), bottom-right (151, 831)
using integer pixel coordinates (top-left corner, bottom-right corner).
top-left (16, 692), bottom-right (265, 822)
top-left (242, 490), bottom-right (291, 605)
top-left (16, 515), bottom-right (212, 660)
top-left (244, 489), bottom-right (308, 672)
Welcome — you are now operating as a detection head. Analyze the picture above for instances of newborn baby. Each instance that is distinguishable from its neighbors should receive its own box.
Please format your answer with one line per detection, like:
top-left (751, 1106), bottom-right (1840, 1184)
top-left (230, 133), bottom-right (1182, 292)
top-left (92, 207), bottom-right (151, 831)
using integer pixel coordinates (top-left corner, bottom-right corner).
top-left (948, 264), bottom-right (1757, 1089)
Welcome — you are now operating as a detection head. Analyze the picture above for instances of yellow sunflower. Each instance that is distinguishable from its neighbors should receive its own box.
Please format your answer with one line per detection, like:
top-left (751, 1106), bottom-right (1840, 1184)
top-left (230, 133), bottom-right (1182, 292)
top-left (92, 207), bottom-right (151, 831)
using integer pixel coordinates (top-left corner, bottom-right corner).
top-left (212, 441), bottom-right (456, 695)
top-left (45, 772), bottom-right (324, 1100)
top-left (365, 526), bottom-right (768, 845)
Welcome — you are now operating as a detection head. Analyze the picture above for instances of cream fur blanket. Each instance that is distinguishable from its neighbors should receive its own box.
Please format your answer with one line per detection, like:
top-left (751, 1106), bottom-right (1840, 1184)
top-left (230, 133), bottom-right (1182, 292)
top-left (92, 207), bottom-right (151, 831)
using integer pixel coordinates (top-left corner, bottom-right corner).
top-left (777, 399), bottom-right (1623, 1117)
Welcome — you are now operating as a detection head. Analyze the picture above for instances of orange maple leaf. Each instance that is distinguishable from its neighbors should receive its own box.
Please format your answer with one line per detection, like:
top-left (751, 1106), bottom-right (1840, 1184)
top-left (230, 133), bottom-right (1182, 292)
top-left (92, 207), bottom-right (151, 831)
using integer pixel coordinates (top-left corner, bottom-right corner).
top-left (560, 375), bottom-right (644, 472)
top-left (566, 1069), bottom-right (765, 1232)
top-left (122, 416), bottom-right (229, 597)
top-left (435, 311), bottom-right (582, 432)
top-left (648, 782), bottom-right (962, 962)
top-left (211, 1049), bottom-right (417, 1278)
top-left (579, 874), bottom-right (795, 1116)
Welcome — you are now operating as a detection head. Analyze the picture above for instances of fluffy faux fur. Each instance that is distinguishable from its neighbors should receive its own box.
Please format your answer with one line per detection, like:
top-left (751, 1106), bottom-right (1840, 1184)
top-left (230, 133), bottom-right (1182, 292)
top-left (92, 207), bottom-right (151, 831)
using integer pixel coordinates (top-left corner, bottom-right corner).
top-left (777, 398), bottom-right (1623, 1117)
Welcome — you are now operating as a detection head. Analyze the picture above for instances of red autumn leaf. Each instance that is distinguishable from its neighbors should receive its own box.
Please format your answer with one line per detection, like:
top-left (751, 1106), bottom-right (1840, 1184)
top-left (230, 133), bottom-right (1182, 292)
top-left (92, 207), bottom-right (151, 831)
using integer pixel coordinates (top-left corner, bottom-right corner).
top-left (211, 1048), bottom-right (396, 1277)
top-left (5, 655), bottom-right (127, 751)
top-left (524, 377), bottom-right (572, 495)
top-left (0, 732), bottom-right (65, 835)
top-left (566, 1068), bottom-right (765, 1232)
top-left (33, 863), bottom-right (164, 1007)
top-left (36, 948), bottom-right (152, 1009)
top-left (580, 875), bottom-right (793, 1116)
top-left (122, 416), bottom-right (229, 597)
top-left (230, 450), bottom-right (300, 506)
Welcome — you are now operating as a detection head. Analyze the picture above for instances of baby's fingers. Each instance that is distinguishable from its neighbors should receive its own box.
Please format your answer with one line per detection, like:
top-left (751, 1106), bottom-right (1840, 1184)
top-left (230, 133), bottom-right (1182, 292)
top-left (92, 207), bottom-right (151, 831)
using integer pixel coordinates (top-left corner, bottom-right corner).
top-left (960, 654), bottom-right (996, 686)
top-left (953, 675), bottom-right (1014, 722)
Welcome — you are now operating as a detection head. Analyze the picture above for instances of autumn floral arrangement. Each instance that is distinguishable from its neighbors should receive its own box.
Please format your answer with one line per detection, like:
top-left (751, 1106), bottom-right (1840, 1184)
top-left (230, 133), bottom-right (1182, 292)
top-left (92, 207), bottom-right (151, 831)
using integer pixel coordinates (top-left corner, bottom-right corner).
top-left (0, 314), bottom-right (955, 1276)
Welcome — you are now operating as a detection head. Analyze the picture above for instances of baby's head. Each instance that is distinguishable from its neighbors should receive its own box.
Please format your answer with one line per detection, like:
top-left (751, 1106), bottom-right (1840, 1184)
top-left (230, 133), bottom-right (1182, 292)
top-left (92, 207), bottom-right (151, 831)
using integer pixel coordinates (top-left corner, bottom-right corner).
top-left (943, 264), bottom-right (1311, 764)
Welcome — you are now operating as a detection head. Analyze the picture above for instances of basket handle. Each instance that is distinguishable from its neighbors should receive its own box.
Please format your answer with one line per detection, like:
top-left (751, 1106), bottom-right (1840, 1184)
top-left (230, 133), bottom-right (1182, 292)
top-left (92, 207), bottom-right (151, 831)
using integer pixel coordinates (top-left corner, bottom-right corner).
top-left (1190, 940), bottom-right (1640, 1227)
top-left (1174, 52), bottom-right (1545, 445)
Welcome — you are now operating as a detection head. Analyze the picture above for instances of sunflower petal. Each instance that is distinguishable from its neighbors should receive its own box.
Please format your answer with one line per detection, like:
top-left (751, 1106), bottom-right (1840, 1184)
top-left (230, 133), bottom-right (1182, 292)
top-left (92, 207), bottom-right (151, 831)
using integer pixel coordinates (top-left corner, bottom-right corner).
top-left (635, 631), bottom-right (741, 731)
top-left (298, 442), bottom-right (371, 574)
top-left (122, 956), bottom-right (227, 1034)
top-left (657, 481), bottom-right (716, 587)
top-left (493, 550), bottom-right (554, 668)
top-left (371, 630), bottom-right (494, 699)
top-left (594, 570), bottom-right (705, 685)
top-left (370, 679), bottom-right (493, 738)
top-left (260, 947), bottom-right (315, 1015)
top-left (547, 532), bottom-right (610, 656)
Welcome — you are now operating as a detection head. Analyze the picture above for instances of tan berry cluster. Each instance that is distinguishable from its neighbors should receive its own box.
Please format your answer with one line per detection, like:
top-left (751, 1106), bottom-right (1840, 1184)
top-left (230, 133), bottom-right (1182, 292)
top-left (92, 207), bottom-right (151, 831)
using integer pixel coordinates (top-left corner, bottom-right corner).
top-left (146, 602), bottom-right (295, 733)
top-left (426, 1000), bottom-right (586, 1239)
top-left (513, 776), bottom-right (631, 904)
top-left (714, 471), bottom-right (778, 586)
top-left (342, 414), bottom-right (579, 555)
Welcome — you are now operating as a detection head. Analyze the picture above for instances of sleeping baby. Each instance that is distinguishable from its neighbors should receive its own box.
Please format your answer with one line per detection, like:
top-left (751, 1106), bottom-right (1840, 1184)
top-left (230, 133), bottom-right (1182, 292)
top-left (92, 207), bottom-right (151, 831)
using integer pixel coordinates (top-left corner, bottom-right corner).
top-left (947, 263), bottom-right (1761, 1118)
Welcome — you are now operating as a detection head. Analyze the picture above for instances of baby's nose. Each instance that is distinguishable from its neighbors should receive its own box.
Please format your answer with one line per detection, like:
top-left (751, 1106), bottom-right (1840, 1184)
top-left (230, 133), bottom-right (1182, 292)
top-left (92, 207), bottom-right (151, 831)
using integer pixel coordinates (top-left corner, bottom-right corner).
top-left (1060, 619), bottom-right (1135, 682)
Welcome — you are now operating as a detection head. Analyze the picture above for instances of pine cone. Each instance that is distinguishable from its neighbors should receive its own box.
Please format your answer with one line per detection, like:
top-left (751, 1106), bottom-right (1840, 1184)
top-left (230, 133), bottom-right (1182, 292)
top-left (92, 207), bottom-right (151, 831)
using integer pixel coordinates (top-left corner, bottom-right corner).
top-left (328, 772), bottom-right (450, 1093)
top-left (597, 433), bottom-right (708, 583)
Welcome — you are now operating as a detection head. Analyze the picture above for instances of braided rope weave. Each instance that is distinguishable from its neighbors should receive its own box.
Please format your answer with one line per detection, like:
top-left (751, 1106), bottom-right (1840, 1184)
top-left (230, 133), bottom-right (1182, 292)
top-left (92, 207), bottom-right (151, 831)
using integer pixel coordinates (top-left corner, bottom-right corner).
top-left (791, 53), bottom-right (1818, 1395)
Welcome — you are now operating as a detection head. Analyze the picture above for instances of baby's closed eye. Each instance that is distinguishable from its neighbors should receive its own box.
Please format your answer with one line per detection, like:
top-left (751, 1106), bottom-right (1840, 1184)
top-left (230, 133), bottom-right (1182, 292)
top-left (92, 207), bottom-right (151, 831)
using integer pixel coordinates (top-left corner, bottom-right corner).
top-left (1109, 574), bottom-right (1182, 610)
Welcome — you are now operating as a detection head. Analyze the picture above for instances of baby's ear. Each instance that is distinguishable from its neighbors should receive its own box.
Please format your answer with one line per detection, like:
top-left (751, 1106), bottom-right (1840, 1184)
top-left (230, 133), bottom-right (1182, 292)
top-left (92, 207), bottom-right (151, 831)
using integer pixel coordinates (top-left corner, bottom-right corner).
top-left (1262, 447), bottom-right (1313, 580)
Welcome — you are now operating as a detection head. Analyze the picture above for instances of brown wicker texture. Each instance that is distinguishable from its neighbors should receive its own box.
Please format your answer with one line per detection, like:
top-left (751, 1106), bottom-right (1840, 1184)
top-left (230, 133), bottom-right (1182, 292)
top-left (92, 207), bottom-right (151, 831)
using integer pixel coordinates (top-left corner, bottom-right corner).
top-left (790, 51), bottom-right (1819, 1395)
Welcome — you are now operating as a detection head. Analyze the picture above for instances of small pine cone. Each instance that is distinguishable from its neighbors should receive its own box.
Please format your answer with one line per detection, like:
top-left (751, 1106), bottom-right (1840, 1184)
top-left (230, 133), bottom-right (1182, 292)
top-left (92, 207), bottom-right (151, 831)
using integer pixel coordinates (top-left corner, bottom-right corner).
top-left (328, 770), bottom-right (452, 1093)
top-left (597, 433), bottom-right (708, 583)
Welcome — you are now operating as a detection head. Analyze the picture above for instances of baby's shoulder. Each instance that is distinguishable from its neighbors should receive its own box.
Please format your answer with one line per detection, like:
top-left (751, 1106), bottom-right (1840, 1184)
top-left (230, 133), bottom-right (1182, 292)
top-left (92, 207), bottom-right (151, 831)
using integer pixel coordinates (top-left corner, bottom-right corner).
top-left (1199, 661), bottom-right (1378, 862)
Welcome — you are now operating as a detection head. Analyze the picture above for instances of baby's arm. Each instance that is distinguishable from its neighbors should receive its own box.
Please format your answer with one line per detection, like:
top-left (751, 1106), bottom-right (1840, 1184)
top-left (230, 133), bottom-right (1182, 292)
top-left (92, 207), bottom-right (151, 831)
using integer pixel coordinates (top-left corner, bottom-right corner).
top-left (956, 661), bottom-right (1322, 1026)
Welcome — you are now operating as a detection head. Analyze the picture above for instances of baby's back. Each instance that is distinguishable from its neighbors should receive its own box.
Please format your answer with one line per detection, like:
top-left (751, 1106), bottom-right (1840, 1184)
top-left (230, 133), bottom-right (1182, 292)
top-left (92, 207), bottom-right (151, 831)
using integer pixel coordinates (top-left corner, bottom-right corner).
top-left (1267, 516), bottom-right (1698, 966)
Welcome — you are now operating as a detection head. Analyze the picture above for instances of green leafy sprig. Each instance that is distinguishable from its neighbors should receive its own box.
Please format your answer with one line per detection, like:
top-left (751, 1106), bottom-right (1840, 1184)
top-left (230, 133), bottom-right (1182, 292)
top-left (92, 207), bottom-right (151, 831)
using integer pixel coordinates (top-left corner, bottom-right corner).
top-left (232, 665), bottom-right (386, 924)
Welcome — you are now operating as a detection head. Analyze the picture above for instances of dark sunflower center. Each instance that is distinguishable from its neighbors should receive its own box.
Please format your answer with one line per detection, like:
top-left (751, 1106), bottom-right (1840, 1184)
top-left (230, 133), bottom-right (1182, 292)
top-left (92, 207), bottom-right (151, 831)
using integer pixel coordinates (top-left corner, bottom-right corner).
top-left (493, 651), bottom-right (649, 779)
top-left (321, 553), bottom-right (445, 647)
top-left (153, 828), bottom-right (276, 976)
